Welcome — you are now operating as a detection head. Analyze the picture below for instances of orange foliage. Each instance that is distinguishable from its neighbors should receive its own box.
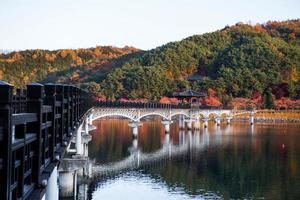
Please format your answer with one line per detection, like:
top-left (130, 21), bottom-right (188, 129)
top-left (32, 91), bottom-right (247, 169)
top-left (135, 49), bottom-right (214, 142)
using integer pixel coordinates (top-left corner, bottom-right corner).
top-left (11, 52), bottom-right (24, 61)
top-left (70, 71), bottom-right (81, 81)
top-left (231, 98), bottom-right (259, 110)
top-left (207, 88), bottom-right (216, 97)
top-left (159, 97), bottom-right (180, 104)
top-left (202, 88), bottom-right (222, 106)
top-left (203, 97), bottom-right (222, 106)
top-left (45, 53), bottom-right (56, 62)
top-left (253, 24), bottom-right (266, 33)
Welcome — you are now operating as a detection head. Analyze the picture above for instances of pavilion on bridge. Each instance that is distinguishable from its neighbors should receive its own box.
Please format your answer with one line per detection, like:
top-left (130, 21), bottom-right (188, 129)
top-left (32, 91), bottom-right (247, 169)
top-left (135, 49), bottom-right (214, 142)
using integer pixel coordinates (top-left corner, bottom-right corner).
top-left (172, 89), bottom-right (207, 109)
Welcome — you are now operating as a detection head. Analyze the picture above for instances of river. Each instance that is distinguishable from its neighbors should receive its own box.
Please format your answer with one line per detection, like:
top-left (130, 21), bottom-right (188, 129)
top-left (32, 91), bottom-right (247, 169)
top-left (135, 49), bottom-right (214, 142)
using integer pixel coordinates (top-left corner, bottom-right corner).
top-left (76, 118), bottom-right (300, 200)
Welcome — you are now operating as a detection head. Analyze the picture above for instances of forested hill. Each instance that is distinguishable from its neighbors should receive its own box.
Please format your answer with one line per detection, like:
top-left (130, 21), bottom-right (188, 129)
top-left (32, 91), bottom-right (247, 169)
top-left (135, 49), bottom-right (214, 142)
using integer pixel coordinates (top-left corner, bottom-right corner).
top-left (0, 46), bottom-right (140, 88)
top-left (100, 19), bottom-right (300, 100)
top-left (0, 20), bottom-right (300, 103)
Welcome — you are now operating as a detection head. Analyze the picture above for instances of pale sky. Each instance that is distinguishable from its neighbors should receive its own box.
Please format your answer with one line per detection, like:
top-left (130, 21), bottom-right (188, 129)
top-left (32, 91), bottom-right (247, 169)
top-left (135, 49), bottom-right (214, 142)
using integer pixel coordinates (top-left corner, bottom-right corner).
top-left (0, 0), bottom-right (299, 50)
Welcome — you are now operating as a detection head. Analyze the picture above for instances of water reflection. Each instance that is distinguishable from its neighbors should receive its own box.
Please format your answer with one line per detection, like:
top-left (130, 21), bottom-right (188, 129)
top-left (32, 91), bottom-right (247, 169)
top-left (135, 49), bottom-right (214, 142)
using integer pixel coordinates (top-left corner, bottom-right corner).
top-left (80, 119), bottom-right (300, 200)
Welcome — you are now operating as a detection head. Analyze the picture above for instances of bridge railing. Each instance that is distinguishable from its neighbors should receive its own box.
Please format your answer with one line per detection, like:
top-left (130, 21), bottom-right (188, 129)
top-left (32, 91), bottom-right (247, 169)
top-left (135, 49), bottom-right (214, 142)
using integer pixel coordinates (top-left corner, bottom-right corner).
top-left (96, 101), bottom-right (221, 110)
top-left (0, 80), bottom-right (95, 200)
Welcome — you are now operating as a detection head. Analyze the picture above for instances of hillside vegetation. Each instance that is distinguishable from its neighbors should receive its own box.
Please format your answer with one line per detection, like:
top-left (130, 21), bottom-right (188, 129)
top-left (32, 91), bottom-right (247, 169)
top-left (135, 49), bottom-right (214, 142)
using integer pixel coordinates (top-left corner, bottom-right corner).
top-left (0, 46), bottom-right (140, 88)
top-left (100, 20), bottom-right (300, 101)
top-left (1, 20), bottom-right (300, 107)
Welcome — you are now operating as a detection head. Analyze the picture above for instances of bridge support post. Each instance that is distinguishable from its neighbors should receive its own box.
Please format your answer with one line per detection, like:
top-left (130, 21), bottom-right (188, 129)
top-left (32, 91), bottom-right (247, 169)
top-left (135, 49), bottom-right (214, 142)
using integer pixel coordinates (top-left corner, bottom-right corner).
top-left (194, 118), bottom-right (200, 129)
top-left (179, 130), bottom-right (185, 146)
top-left (128, 121), bottom-right (141, 138)
top-left (88, 113), bottom-right (93, 126)
top-left (226, 117), bottom-right (232, 124)
top-left (132, 138), bottom-right (138, 150)
top-left (202, 118), bottom-right (208, 128)
top-left (186, 119), bottom-right (192, 130)
top-left (132, 126), bottom-right (138, 137)
top-left (164, 133), bottom-right (170, 145)
top-left (76, 125), bottom-right (83, 155)
top-left (85, 118), bottom-right (89, 133)
top-left (215, 117), bottom-right (221, 126)
top-left (250, 111), bottom-right (254, 125)
top-left (162, 120), bottom-right (172, 133)
top-left (178, 115), bottom-right (185, 129)
top-left (81, 132), bottom-right (92, 157)
top-left (45, 166), bottom-right (59, 200)
top-left (59, 170), bottom-right (77, 198)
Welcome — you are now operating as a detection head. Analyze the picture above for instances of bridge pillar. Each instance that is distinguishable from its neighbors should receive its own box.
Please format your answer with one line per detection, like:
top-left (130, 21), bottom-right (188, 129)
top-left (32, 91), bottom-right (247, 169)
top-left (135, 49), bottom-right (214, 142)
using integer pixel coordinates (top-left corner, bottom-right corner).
top-left (76, 125), bottom-right (83, 155)
top-left (59, 170), bottom-right (77, 198)
top-left (179, 130), bottom-right (185, 146)
top-left (133, 138), bottom-right (138, 150)
top-left (164, 132), bottom-right (170, 150)
top-left (133, 126), bottom-right (138, 137)
top-left (179, 115), bottom-right (185, 129)
top-left (85, 118), bottom-right (89, 133)
top-left (88, 113), bottom-right (93, 125)
top-left (128, 122), bottom-right (141, 138)
top-left (188, 130), bottom-right (192, 149)
top-left (81, 132), bottom-right (92, 157)
top-left (82, 143), bottom-right (88, 157)
top-left (203, 127), bottom-right (209, 145)
top-left (226, 117), bottom-right (232, 124)
top-left (194, 130), bottom-right (200, 146)
top-left (250, 111), bottom-right (254, 125)
top-left (186, 119), bottom-right (193, 130)
top-left (45, 166), bottom-right (59, 200)
top-left (215, 117), bottom-right (221, 126)
top-left (202, 118), bottom-right (208, 128)
top-left (162, 120), bottom-right (172, 133)
top-left (194, 118), bottom-right (200, 129)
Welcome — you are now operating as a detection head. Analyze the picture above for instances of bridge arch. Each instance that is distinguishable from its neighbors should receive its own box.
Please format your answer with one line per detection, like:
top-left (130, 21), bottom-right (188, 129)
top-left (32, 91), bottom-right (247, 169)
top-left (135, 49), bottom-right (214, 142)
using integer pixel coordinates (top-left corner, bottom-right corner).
top-left (138, 113), bottom-right (169, 121)
top-left (220, 112), bottom-right (230, 118)
top-left (92, 114), bottom-right (135, 122)
top-left (170, 112), bottom-right (189, 119)
top-left (207, 112), bottom-right (220, 119)
top-left (196, 113), bottom-right (206, 119)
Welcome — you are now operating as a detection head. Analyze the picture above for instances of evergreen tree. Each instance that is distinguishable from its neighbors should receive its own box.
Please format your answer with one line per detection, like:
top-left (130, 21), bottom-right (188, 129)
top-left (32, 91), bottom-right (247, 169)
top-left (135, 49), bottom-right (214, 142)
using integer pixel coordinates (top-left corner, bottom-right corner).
top-left (263, 89), bottom-right (275, 109)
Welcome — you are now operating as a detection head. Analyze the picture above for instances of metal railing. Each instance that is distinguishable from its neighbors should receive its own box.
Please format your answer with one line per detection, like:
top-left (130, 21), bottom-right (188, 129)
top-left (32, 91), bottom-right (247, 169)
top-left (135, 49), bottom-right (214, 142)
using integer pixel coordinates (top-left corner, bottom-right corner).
top-left (97, 101), bottom-right (221, 110)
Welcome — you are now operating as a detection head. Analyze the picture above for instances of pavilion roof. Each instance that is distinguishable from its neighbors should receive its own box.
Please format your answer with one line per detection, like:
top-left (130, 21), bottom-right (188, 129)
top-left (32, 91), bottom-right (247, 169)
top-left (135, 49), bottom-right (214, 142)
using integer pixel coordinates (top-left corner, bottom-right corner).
top-left (172, 89), bottom-right (207, 98)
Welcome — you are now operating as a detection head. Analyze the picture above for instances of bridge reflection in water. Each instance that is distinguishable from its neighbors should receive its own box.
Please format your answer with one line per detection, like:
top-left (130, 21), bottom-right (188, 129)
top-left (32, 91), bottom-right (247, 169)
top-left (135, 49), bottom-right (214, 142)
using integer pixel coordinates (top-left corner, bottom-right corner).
top-left (59, 119), bottom-right (300, 200)
top-left (93, 128), bottom-right (210, 175)
top-left (58, 119), bottom-right (226, 198)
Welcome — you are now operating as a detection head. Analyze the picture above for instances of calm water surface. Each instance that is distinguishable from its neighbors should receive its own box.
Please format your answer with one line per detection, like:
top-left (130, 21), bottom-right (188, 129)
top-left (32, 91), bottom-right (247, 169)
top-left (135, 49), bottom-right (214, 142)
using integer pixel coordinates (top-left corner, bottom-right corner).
top-left (80, 119), bottom-right (300, 200)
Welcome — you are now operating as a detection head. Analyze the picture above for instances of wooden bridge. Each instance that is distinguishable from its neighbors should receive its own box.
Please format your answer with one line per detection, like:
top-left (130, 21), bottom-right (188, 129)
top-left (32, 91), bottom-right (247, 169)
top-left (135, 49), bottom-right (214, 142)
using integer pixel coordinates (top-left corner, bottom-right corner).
top-left (0, 81), bottom-right (94, 200)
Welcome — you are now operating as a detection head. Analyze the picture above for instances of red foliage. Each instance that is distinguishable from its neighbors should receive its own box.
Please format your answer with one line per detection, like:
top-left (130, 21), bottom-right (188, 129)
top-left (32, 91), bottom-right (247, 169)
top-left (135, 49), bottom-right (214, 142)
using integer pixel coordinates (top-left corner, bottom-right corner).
top-left (203, 97), bottom-right (222, 106)
top-left (275, 97), bottom-right (300, 109)
top-left (251, 91), bottom-right (262, 103)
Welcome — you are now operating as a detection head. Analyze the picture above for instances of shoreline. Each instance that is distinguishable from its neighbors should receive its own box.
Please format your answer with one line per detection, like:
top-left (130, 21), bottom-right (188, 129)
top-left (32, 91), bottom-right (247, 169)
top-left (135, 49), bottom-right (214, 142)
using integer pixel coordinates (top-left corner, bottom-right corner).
top-left (232, 118), bottom-right (300, 123)
top-left (232, 110), bottom-right (300, 123)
